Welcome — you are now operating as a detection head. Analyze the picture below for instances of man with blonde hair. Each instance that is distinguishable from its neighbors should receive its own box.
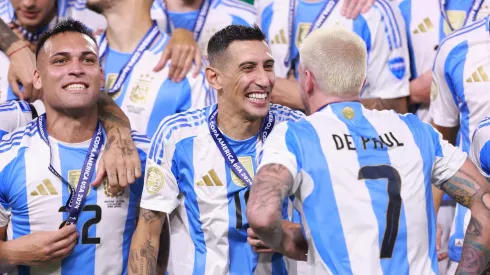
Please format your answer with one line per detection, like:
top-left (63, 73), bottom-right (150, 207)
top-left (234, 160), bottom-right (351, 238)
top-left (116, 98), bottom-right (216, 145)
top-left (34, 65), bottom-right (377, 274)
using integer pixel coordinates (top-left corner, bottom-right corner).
top-left (247, 27), bottom-right (490, 274)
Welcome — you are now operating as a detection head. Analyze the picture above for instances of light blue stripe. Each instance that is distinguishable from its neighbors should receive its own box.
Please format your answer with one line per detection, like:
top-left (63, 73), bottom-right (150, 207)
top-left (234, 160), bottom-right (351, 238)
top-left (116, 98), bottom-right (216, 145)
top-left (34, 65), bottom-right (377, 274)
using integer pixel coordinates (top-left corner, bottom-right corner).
top-left (479, 140), bottom-right (490, 175)
top-left (449, 205), bottom-right (468, 261)
top-left (377, 0), bottom-right (401, 47)
top-left (173, 140), bottom-right (207, 274)
top-left (0, 100), bottom-right (16, 108)
top-left (0, 124), bottom-right (37, 148)
top-left (373, 2), bottom-right (396, 49)
top-left (5, 148), bottom-right (30, 274)
top-left (0, 106), bottom-right (17, 112)
top-left (286, 120), bottom-right (352, 273)
top-left (398, 114), bottom-right (439, 274)
top-left (330, 102), bottom-right (409, 274)
top-left (445, 41), bottom-right (470, 153)
top-left (398, 0), bottom-right (417, 79)
top-left (0, 130), bottom-right (38, 153)
top-left (59, 143), bottom-right (96, 274)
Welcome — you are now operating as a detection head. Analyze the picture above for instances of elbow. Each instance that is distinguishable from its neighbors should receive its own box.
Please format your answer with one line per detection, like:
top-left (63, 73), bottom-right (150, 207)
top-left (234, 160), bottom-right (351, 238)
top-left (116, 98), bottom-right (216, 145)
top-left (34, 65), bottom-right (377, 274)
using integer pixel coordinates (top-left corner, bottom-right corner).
top-left (246, 207), bottom-right (276, 234)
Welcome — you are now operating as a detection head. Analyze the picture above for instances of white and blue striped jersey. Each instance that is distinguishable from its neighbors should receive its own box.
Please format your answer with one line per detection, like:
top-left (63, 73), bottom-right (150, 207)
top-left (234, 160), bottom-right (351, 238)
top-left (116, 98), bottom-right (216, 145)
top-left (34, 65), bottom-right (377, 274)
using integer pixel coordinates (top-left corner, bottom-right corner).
top-left (151, 0), bottom-right (256, 60)
top-left (0, 100), bottom-right (44, 139)
top-left (258, 101), bottom-right (467, 275)
top-left (0, 0), bottom-right (107, 102)
top-left (0, 120), bottom-right (150, 275)
top-left (258, 0), bottom-right (410, 100)
top-left (100, 31), bottom-right (212, 138)
top-left (140, 104), bottom-right (304, 275)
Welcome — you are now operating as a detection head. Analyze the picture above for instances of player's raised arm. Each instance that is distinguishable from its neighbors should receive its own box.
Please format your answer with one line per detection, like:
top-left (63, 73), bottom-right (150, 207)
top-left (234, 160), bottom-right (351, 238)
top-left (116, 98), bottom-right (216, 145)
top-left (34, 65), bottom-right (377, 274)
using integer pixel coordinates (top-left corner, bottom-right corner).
top-left (439, 159), bottom-right (490, 273)
top-left (129, 209), bottom-right (167, 275)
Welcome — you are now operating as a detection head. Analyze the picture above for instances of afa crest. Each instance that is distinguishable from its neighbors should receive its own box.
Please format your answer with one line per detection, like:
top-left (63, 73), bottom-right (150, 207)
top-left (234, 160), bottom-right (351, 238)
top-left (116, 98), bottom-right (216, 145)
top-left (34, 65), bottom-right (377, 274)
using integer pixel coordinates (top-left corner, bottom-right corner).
top-left (105, 73), bottom-right (122, 100)
top-left (295, 23), bottom-right (312, 48)
top-left (443, 11), bottom-right (466, 35)
top-left (68, 170), bottom-right (91, 196)
top-left (146, 166), bottom-right (164, 194)
top-left (130, 74), bottom-right (154, 104)
top-left (231, 156), bottom-right (255, 188)
top-left (103, 177), bottom-right (124, 198)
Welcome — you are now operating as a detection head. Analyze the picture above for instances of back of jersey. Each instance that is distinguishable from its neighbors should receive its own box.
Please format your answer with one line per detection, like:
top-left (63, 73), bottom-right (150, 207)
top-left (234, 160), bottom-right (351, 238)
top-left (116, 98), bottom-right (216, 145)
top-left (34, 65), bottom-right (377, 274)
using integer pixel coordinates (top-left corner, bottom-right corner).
top-left (258, 101), bottom-right (466, 274)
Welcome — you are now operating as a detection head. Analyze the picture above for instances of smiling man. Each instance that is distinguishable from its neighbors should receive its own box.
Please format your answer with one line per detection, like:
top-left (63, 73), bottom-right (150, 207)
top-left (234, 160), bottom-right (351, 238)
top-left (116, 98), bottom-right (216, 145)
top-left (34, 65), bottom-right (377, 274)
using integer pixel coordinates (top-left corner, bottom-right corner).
top-left (0, 19), bottom-right (150, 274)
top-left (129, 25), bottom-right (305, 275)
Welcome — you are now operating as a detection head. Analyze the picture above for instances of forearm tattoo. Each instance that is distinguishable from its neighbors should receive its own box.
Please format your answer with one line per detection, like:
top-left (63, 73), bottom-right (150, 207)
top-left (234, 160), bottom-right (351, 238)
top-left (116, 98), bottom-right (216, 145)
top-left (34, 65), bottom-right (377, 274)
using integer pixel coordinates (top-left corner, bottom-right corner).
top-left (0, 19), bottom-right (19, 52)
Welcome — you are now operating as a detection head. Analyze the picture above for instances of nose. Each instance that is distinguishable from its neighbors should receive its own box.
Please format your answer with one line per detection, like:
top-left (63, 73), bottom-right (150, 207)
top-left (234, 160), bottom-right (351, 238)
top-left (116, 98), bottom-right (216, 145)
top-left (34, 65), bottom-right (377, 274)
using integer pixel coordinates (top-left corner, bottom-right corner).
top-left (255, 67), bottom-right (271, 89)
top-left (22, 0), bottom-right (36, 8)
top-left (68, 59), bottom-right (86, 77)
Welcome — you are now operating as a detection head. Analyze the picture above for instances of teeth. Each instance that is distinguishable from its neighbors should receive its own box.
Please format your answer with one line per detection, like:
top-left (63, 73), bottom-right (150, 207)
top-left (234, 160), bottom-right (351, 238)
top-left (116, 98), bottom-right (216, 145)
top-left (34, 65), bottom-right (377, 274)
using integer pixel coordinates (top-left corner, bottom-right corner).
top-left (65, 84), bottom-right (86, 90)
top-left (246, 93), bottom-right (267, 100)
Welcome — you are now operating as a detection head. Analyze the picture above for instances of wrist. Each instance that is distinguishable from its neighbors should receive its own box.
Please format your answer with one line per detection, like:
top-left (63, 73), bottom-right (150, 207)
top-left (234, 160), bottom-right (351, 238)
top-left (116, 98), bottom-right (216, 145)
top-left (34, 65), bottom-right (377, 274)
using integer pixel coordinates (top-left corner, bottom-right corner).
top-left (0, 240), bottom-right (19, 266)
top-left (6, 40), bottom-right (28, 56)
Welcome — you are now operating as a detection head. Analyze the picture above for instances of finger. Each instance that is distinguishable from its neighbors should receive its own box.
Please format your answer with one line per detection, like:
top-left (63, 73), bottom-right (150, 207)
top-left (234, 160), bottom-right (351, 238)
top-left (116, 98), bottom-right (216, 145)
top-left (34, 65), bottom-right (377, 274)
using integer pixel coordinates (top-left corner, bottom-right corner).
top-left (106, 164), bottom-right (119, 191)
top-left (126, 166), bottom-right (136, 185)
top-left (351, 1), bottom-right (364, 19)
top-left (115, 159), bottom-right (129, 190)
top-left (8, 74), bottom-right (24, 100)
top-left (178, 47), bottom-right (195, 81)
top-left (51, 224), bottom-right (77, 242)
top-left (168, 47), bottom-right (183, 80)
top-left (192, 49), bottom-right (202, 78)
top-left (247, 228), bottom-right (256, 238)
top-left (436, 224), bottom-right (442, 251)
top-left (154, 48), bottom-right (171, 72)
top-left (131, 145), bottom-right (142, 179)
top-left (343, 0), bottom-right (357, 18)
top-left (437, 252), bottom-right (448, 261)
top-left (22, 81), bottom-right (34, 102)
top-left (51, 233), bottom-right (78, 259)
top-left (175, 46), bottom-right (192, 82)
top-left (254, 248), bottom-right (274, 253)
top-left (91, 159), bottom-right (106, 188)
top-left (361, 0), bottom-right (373, 13)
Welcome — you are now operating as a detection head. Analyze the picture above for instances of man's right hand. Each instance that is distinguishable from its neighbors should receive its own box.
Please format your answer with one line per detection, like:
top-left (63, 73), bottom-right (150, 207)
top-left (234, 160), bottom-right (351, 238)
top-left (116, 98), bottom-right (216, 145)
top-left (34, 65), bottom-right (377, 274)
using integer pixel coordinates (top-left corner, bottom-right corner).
top-left (4, 224), bottom-right (77, 266)
top-left (6, 40), bottom-right (41, 102)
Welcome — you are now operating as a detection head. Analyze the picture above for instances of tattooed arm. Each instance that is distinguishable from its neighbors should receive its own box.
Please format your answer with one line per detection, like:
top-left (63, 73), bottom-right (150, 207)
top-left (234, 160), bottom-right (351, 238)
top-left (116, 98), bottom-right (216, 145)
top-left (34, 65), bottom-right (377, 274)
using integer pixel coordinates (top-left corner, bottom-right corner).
top-left (246, 164), bottom-right (308, 261)
top-left (92, 93), bottom-right (142, 194)
top-left (440, 159), bottom-right (490, 274)
top-left (0, 19), bottom-right (19, 52)
top-left (129, 209), bottom-right (167, 275)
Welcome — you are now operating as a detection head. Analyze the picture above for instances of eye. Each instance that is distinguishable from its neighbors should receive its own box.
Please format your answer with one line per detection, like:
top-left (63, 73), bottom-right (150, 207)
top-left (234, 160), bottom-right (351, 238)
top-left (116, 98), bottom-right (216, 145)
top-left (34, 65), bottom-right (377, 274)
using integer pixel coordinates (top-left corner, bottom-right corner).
top-left (82, 58), bottom-right (96, 64)
top-left (264, 63), bottom-right (274, 71)
top-left (53, 58), bottom-right (66, 64)
top-left (242, 65), bottom-right (254, 71)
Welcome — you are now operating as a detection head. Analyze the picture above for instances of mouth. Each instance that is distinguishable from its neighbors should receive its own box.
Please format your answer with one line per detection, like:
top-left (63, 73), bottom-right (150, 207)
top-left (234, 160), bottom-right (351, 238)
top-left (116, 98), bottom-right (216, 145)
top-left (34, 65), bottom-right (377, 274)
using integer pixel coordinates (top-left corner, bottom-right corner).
top-left (21, 10), bottom-right (40, 19)
top-left (245, 92), bottom-right (269, 105)
top-left (63, 83), bottom-right (89, 92)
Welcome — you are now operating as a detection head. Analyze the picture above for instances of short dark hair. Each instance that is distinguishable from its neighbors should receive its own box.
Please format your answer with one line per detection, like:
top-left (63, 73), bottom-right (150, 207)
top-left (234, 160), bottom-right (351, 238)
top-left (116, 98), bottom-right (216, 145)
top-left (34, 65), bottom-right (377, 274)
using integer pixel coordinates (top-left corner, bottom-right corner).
top-left (207, 24), bottom-right (266, 66)
top-left (36, 18), bottom-right (97, 58)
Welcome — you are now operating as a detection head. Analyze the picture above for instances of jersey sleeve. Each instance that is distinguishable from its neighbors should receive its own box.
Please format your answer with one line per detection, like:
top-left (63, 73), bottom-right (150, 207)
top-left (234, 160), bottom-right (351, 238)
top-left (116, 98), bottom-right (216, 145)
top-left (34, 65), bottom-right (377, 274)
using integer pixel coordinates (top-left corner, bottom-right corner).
top-left (140, 119), bottom-right (181, 214)
top-left (257, 121), bottom-right (302, 195)
top-left (429, 41), bottom-right (461, 128)
top-left (470, 119), bottom-right (490, 177)
top-left (0, 159), bottom-right (11, 227)
top-left (428, 123), bottom-right (468, 188)
top-left (187, 68), bottom-right (213, 109)
top-left (0, 101), bottom-right (34, 139)
top-left (360, 0), bottom-right (410, 99)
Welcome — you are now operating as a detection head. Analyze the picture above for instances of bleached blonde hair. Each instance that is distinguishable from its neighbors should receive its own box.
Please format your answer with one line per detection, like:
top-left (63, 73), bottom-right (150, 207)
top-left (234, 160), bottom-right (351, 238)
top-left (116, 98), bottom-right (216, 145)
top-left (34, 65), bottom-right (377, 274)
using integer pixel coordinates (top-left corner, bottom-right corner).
top-left (299, 27), bottom-right (367, 96)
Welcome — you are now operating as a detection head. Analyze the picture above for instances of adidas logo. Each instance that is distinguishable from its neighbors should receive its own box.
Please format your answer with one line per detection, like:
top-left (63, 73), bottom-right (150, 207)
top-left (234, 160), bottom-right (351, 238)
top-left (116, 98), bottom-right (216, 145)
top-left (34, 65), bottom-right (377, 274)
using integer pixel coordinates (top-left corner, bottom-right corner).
top-left (412, 18), bottom-right (434, 34)
top-left (270, 29), bottom-right (287, 45)
top-left (196, 169), bottom-right (224, 186)
top-left (31, 179), bottom-right (58, 196)
top-left (466, 66), bottom-right (489, 83)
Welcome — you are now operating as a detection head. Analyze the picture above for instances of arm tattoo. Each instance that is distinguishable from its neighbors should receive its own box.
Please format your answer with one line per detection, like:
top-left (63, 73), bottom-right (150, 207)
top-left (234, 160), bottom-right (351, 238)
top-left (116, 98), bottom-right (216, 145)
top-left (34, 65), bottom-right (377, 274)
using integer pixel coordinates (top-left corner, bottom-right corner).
top-left (0, 19), bottom-right (19, 52)
top-left (97, 93), bottom-right (131, 130)
top-left (104, 128), bottom-right (136, 157)
top-left (441, 169), bottom-right (480, 208)
top-left (248, 164), bottom-right (294, 251)
top-left (129, 241), bottom-right (157, 275)
top-left (457, 218), bottom-right (490, 274)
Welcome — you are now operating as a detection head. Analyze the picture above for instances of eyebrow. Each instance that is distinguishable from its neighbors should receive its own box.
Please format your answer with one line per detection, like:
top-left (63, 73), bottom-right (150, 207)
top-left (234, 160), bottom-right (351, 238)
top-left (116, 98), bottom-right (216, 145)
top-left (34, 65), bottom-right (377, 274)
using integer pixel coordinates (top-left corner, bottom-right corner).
top-left (51, 51), bottom-right (97, 57)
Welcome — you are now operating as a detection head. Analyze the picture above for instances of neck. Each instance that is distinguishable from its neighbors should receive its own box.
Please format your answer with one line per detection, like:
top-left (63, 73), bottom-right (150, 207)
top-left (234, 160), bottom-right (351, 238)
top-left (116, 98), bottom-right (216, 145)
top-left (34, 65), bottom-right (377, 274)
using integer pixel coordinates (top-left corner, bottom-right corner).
top-left (45, 109), bottom-right (99, 143)
top-left (166, 0), bottom-right (203, 12)
top-left (216, 103), bottom-right (263, 141)
top-left (104, 2), bottom-right (153, 52)
top-left (308, 93), bottom-right (360, 115)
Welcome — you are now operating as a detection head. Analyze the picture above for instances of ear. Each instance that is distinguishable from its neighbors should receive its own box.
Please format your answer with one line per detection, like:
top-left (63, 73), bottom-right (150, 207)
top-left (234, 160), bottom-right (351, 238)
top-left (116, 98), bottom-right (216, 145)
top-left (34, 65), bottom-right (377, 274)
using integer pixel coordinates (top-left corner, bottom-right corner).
top-left (99, 67), bottom-right (105, 90)
top-left (305, 69), bottom-right (315, 95)
top-left (33, 68), bottom-right (43, 90)
top-left (205, 66), bottom-right (222, 90)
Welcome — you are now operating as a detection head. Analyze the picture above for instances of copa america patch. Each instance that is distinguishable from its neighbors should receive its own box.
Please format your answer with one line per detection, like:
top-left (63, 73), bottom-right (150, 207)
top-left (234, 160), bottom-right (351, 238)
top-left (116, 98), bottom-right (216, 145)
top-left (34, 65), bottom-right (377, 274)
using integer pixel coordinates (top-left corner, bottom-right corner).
top-left (388, 57), bottom-right (406, 80)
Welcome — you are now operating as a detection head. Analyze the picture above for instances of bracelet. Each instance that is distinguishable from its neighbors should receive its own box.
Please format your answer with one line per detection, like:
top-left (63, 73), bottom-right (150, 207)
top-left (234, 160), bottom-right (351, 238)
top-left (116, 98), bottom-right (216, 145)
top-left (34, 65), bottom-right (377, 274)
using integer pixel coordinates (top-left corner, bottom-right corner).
top-left (7, 44), bottom-right (29, 58)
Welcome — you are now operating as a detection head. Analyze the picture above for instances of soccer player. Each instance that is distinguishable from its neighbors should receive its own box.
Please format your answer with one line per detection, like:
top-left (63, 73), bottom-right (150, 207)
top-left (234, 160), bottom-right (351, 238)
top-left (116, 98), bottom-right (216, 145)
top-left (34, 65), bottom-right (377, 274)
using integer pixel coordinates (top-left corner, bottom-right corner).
top-left (129, 25), bottom-right (304, 275)
top-left (0, 0), bottom-right (106, 101)
top-left (85, 0), bottom-right (211, 138)
top-left (247, 27), bottom-right (490, 274)
top-left (151, 0), bottom-right (256, 62)
top-left (256, 0), bottom-right (409, 113)
top-left (0, 19), bottom-right (150, 273)
top-left (430, 15), bottom-right (490, 273)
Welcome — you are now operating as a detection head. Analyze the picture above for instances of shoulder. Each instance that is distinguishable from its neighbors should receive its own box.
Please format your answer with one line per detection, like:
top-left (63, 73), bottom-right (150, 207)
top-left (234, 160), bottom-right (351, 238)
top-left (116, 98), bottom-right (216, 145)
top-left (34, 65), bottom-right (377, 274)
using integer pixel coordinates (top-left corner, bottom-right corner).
top-left (0, 120), bottom-right (39, 171)
top-left (269, 104), bottom-right (305, 123)
top-left (435, 17), bottom-right (488, 64)
top-left (148, 106), bottom-right (211, 158)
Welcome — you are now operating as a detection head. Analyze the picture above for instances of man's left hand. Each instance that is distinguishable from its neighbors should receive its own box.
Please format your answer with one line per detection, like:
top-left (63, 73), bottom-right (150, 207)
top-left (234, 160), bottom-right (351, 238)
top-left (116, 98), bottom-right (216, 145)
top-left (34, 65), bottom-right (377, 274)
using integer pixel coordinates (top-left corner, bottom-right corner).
top-left (247, 228), bottom-right (273, 253)
top-left (92, 127), bottom-right (142, 194)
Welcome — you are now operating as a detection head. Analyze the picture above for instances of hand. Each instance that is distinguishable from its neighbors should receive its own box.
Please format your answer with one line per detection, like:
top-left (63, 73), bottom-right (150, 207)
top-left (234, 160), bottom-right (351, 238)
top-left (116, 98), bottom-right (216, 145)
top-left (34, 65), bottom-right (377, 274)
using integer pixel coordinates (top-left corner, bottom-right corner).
top-left (6, 40), bottom-right (41, 102)
top-left (341, 0), bottom-right (375, 19)
top-left (247, 228), bottom-right (273, 253)
top-left (436, 223), bottom-right (448, 261)
top-left (5, 225), bottom-right (77, 266)
top-left (153, 28), bottom-right (201, 82)
top-left (92, 127), bottom-right (142, 195)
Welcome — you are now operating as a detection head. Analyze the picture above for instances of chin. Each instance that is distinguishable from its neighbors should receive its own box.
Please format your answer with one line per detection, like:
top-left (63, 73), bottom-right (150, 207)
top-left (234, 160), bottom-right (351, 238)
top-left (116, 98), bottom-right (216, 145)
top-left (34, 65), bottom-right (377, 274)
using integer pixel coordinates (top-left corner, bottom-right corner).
top-left (244, 104), bottom-right (270, 121)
